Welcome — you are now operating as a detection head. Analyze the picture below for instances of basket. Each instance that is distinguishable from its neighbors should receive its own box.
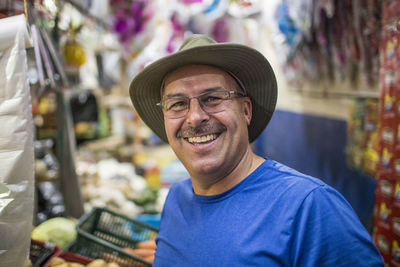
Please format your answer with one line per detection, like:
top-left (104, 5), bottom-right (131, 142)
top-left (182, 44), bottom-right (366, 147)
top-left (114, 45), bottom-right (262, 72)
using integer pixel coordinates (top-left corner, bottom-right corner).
top-left (67, 207), bottom-right (159, 267)
top-left (30, 239), bottom-right (61, 267)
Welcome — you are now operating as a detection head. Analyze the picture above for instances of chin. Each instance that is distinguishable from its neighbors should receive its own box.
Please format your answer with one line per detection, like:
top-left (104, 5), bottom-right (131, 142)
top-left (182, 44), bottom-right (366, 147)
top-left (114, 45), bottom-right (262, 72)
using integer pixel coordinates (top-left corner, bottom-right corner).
top-left (185, 158), bottom-right (224, 177)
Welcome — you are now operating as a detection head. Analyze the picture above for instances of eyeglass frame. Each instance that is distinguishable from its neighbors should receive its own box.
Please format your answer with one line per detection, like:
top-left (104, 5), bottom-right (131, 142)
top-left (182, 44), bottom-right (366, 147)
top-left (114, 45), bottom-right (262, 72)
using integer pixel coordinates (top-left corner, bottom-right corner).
top-left (156, 89), bottom-right (247, 118)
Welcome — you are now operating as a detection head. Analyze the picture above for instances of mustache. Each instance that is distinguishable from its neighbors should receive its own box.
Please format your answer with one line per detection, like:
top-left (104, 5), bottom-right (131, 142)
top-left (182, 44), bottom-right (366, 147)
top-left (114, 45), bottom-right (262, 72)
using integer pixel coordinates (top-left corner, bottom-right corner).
top-left (177, 123), bottom-right (227, 138)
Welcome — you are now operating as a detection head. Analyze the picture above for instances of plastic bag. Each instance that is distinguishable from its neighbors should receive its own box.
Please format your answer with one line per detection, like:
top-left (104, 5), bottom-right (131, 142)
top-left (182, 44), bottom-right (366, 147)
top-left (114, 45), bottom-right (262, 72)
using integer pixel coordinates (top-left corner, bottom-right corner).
top-left (0, 14), bottom-right (34, 267)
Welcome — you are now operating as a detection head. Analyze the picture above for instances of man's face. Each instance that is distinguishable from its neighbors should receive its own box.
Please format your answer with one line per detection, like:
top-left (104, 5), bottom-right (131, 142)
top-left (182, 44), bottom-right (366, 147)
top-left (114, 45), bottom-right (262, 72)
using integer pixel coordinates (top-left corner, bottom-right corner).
top-left (162, 64), bottom-right (252, 180)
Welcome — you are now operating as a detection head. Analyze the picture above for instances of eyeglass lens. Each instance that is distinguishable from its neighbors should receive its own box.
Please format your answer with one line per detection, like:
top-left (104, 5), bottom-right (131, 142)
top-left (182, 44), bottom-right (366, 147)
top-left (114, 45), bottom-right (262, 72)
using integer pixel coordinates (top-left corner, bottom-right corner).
top-left (162, 91), bottom-right (239, 119)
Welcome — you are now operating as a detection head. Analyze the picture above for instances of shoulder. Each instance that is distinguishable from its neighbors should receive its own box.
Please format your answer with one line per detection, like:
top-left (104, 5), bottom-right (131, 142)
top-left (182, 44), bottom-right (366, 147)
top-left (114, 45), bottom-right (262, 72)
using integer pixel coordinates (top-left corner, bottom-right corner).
top-left (256, 159), bottom-right (368, 222)
top-left (290, 183), bottom-right (384, 266)
top-left (262, 159), bottom-right (325, 186)
top-left (266, 162), bottom-right (385, 266)
top-left (253, 159), bottom-right (329, 202)
top-left (267, 161), bottom-right (356, 213)
top-left (254, 160), bottom-right (374, 229)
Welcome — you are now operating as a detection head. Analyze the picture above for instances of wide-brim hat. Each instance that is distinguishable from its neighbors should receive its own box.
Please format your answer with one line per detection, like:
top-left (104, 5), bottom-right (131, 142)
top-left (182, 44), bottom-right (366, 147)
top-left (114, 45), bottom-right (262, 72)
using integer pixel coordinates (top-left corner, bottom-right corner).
top-left (129, 34), bottom-right (277, 143)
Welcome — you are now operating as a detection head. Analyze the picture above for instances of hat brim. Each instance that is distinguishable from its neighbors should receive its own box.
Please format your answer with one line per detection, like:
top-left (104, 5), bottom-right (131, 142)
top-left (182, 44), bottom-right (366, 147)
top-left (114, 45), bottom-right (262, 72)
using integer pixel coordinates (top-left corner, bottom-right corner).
top-left (129, 43), bottom-right (277, 143)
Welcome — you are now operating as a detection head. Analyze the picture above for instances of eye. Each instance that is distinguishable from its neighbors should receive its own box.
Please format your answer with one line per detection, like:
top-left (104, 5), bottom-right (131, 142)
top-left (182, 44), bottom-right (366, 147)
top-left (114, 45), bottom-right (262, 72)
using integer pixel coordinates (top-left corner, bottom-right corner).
top-left (205, 96), bottom-right (221, 102)
top-left (201, 92), bottom-right (226, 105)
top-left (166, 99), bottom-right (188, 111)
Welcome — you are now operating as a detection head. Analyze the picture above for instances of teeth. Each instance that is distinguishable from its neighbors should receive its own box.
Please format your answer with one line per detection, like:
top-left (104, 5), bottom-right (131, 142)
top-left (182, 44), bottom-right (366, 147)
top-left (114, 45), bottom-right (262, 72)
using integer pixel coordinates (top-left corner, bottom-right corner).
top-left (188, 134), bottom-right (217, 144)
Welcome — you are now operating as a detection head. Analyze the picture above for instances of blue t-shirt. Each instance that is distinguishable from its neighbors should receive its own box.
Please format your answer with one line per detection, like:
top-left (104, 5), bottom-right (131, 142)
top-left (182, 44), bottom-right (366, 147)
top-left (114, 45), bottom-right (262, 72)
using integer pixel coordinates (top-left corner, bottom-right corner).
top-left (153, 159), bottom-right (383, 266)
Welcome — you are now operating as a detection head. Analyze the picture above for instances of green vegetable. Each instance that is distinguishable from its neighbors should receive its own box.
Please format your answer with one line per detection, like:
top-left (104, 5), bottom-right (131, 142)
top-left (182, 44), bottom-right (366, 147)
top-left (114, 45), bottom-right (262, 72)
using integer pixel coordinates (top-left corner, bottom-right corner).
top-left (31, 217), bottom-right (77, 248)
top-left (132, 187), bottom-right (159, 206)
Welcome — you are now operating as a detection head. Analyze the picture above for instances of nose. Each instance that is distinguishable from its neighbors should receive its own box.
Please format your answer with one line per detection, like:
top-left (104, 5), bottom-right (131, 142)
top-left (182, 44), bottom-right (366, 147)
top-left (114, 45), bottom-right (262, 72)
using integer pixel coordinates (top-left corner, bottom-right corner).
top-left (185, 98), bottom-right (210, 126)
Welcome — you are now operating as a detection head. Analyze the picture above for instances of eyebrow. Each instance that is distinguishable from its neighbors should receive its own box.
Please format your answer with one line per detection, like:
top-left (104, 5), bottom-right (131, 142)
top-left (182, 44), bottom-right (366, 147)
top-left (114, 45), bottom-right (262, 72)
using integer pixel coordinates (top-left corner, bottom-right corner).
top-left (163, 87), bottom-right (226, 98)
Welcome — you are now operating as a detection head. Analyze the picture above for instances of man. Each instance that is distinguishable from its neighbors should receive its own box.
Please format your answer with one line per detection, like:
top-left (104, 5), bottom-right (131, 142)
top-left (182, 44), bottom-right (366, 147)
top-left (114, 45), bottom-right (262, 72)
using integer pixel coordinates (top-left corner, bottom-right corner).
top-left (129, 34), bottom-right (383, 266)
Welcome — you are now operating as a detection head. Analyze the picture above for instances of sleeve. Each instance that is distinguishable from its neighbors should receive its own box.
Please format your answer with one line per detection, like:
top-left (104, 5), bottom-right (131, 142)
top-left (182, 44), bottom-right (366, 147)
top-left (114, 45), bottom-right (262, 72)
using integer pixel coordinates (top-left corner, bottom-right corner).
top-left (290, 184), bottom-right (384, 267)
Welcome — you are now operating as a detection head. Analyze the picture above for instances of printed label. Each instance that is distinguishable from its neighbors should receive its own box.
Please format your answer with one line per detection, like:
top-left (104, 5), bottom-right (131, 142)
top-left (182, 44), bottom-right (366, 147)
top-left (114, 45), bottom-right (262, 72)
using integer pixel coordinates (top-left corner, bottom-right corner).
top-left (381, 180), bottom-right (394, 198)
top-left (393, 218), bottom-right (400, 236)
top-left (382, 147), bottom-right (393, 167)
top-left (395, 182), bottom-right (400, 202)
top-left (383, 127), bottom-right (395, 144)
top-left (393, 240), bottom-right (400, 262)
top-left (378, 235), bottom-right (390, 255)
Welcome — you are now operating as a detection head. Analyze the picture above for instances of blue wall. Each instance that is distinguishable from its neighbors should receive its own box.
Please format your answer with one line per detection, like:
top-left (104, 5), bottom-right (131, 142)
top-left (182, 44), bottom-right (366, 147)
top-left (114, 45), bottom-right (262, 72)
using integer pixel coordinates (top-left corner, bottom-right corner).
top-left (253, 109), bottom-right (376, 229)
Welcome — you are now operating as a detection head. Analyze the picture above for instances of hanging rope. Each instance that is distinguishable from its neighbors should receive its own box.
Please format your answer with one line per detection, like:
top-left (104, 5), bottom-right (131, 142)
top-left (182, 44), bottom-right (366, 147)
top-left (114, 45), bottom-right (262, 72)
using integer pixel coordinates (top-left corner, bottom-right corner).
top-left (24, 0), bottom-right (28, 22)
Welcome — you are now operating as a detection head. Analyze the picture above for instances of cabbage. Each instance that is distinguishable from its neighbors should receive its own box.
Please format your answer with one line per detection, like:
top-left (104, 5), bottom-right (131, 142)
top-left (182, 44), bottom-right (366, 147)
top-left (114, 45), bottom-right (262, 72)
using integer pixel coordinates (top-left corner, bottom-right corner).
top-left (31, 217), bottom-right (77, 249)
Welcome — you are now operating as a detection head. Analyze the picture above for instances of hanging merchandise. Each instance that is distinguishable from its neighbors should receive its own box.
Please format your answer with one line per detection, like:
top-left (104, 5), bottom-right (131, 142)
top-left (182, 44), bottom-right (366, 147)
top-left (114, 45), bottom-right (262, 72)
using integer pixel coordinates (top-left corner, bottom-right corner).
top-left (35, 180), bottom-right (66, 225)
top-left (211, 15), bottom-right (230, 42)
top-left (328, 1), bottom-right (355, 84)
top-left (273, 0), bottom-right (304, 84)
top-left (188, 0), bottom-right (263, 46)
top-left (34, 90), bottom-right (57, 139)
top-left (166, 11), bottom-right (186, 53)
top-left (273, 0), bottom-right (382, 91)
top-left (110, 0), bottom-right (156, 58)
top-left (276, 0), bottom-right (300, 50)
top-left (204, 0), bottom-right (226, 15)
top-left (166, 0), bottom-right (219, 53)
top-left (373, 1), bottom-right (400, 265)
top-left (286, 0), bottom-right (313, 41)
top-left (227, 0), bottom-right (262, 18)
top-left (174, 0), bottom-right (214, 17)
top-left (352, 0), bottom-right (382, 87)
top-left (69, 90), bottom-right (99, 143)
top-left (315, 2), bottom-right (335, 83)
top-left (34, 139), bottom-right (59, 183)
top-left (63, 22), bottom-right (86, 70)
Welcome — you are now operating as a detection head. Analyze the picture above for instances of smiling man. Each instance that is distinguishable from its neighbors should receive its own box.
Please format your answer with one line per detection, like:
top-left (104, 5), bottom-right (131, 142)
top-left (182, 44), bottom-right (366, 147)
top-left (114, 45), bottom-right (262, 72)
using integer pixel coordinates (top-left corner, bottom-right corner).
top-left (161, 64), bottom-right (262, 196)
top-left (129, 34), bottom-right (383, 266)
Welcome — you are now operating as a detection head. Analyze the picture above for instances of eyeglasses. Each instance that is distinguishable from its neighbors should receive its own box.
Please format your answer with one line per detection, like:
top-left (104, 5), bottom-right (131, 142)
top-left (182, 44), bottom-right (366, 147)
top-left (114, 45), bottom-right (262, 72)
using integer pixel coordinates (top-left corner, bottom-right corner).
top-left (157, 90), bottom-right (246, 119)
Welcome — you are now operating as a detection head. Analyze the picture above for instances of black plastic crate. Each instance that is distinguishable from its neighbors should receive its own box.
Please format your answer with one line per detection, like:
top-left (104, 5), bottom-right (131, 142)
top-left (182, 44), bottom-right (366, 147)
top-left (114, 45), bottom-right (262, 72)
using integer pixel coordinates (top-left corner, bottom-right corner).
top-left (30, 239), bottom-right (61, 267)
top-left (67, 207), bottom-right (159, 267)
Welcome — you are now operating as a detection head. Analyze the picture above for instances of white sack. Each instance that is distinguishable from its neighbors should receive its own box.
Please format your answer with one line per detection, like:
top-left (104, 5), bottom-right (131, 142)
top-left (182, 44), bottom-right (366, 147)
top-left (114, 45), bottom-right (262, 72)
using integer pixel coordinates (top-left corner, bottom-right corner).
top-left (0, 14), bottom-right (34, 267)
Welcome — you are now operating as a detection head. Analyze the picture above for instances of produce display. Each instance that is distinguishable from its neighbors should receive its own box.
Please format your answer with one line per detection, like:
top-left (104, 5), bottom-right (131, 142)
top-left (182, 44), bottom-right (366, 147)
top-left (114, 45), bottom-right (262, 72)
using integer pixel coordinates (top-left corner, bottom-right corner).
top-left (28, 239), bottom-right (156, 267)
top-left (76, 156), bottom-right (147, 217)
top-left (49, 257), bottom-right (119, 267)
top-left (123, 240), bottom-right (157, 263)
top-left (76, 148), bottom-right (170, 217)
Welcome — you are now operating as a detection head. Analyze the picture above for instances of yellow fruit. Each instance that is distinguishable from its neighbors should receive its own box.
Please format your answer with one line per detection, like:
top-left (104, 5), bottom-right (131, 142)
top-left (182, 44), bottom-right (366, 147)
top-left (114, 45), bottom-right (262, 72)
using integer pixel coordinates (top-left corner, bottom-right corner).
top-left (49, 257), bottom-right (65, 266)
top-left (63, 40), bottom-right (86, 67)
top-left (86, 259), bottom-right (107, 267)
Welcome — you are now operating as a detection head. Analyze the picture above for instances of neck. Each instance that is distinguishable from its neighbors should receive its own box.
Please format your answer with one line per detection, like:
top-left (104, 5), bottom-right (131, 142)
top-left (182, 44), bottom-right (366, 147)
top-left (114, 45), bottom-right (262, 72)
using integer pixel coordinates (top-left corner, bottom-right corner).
top-left (191, 148), bottom-right (265, 196)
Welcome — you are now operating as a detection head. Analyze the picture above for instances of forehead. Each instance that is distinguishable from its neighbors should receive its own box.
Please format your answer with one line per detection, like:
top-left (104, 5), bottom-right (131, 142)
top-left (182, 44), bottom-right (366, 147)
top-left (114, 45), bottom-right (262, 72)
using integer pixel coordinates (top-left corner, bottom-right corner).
top-left (162, 64), bottom-right (235, 95)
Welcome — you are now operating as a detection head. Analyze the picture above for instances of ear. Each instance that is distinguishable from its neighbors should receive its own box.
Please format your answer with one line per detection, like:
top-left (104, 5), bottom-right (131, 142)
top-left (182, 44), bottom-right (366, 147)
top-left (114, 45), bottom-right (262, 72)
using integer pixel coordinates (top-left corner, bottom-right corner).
top-left (242, 97), bottom-right (252, 126)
